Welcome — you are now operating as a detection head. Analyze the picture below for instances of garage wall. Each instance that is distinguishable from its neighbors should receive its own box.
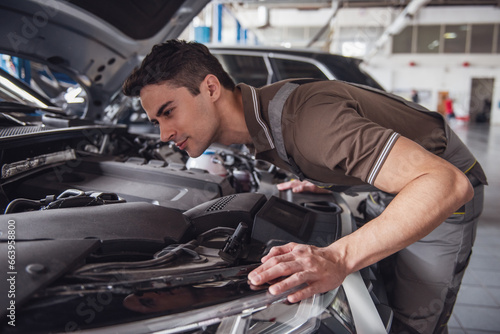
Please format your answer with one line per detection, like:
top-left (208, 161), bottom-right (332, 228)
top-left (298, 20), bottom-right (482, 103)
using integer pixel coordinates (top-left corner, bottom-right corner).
top-left (365, 55), bottom-right (500, 124)
top-left (359, 6), bottom-right (500, 125)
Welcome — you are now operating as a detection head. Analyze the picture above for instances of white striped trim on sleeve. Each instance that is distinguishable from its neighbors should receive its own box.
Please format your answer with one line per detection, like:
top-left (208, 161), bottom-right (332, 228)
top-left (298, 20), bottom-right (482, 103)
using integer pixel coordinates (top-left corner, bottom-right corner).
top-left (366, 132), bottom-right (400, 185)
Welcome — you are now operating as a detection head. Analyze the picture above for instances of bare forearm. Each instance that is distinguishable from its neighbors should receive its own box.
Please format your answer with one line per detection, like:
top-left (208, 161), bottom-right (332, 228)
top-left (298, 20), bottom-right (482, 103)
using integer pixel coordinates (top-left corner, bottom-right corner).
top-left (248, 137), bottom-right (474, 304)
top-left (329, 170), bottom-right (473, 275)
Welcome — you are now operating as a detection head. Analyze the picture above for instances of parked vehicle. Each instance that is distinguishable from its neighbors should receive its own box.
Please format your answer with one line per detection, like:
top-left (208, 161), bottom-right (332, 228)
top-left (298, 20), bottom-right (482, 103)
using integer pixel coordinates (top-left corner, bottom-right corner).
top-left (0, 1), bottom-right (391, 333)
top-left (208, 45), bottom-right (385, 90)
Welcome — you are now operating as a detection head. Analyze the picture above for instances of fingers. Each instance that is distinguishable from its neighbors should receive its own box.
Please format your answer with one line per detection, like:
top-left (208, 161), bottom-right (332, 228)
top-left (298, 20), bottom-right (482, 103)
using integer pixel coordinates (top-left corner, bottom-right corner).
top-left (276, 179), bottom-right (309, 192)
top-left (276, 180), bottom-right (331, 194)
top-left (265, 267), bottom-right (333, 303)
top-left (266, 270), bottom-right (309, 296)
top-left (286, 282), bottom-right (323, 303)
top-left (260, 243), bottom-right (296, 263)
top-left (249, 243), bottom-right (310, 286)
top-left (249, 249), bottom-right (300, 286)
top-left (248, 243), bottom-right (345, 304)
top-left (276, 180), bottom-right (299, 191)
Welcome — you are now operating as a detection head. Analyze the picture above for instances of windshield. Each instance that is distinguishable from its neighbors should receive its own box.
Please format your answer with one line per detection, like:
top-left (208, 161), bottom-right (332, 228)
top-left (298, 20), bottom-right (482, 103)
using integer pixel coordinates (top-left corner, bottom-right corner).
top-left (0, 69), bottom-right (50, 108)
top-left (0, 55), bottom-right (87, 116)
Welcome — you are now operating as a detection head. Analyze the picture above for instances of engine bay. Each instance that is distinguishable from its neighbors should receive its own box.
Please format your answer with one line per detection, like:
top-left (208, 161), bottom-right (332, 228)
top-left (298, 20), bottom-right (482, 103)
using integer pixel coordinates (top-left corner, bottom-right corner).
top-left (0, 123), bottom-right (353, 333)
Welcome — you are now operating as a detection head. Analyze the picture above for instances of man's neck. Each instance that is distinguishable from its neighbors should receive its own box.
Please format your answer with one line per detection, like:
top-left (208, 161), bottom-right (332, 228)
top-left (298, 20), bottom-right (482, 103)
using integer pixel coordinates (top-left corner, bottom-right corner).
top-left (216, 87), bottom-right (253, 146)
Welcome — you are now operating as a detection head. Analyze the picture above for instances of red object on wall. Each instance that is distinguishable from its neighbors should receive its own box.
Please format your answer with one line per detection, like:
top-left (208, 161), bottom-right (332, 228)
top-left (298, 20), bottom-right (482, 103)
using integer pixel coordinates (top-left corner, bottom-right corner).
top-left (462, 61), bottom-right (470, 67)
top-left (409, 61), bottom-right (416, 67)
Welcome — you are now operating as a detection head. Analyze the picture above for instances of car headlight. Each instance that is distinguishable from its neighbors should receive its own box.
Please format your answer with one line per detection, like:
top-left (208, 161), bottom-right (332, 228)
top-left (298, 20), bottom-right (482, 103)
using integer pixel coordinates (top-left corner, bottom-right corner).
top-left (80, 285), bottom-right (357, 334)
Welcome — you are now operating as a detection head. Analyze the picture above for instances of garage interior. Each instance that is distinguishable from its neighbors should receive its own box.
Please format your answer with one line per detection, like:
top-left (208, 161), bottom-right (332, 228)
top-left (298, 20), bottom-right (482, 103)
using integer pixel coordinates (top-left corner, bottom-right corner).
top-left (179, 1), bottom-right (500, 333)
top-left (0, 0), bottom-right (499, 333)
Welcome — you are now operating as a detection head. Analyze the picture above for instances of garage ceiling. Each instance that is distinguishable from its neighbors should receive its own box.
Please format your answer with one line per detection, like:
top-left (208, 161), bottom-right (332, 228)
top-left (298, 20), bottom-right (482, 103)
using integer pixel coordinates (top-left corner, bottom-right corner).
top-left (335, 0), bottom-right (499, 7)
top-left (220, 0), bottom-right (499, 55)
top-left (218, 0), bottom-right (500, 9)
top-left (341, 0), bottom-right (500, 7)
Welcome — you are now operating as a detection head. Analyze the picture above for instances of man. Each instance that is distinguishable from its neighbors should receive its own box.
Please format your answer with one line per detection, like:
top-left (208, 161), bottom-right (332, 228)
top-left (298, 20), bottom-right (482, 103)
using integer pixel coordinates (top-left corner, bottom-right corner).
top-left (123, 40), bottom-right (486, 333)
top-left (411, 89), bottom-right (420, 103)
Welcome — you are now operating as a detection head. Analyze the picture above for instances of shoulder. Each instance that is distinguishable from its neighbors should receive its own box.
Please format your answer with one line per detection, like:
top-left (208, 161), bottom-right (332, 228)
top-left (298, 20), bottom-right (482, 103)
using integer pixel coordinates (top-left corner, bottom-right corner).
top-left (283, 80), bottom-right (359, 121)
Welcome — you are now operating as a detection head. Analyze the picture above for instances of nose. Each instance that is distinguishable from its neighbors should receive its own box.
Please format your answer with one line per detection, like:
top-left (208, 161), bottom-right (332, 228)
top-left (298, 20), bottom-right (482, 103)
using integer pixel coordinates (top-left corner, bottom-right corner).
top-left (159, 123), bottom-right (175, 142)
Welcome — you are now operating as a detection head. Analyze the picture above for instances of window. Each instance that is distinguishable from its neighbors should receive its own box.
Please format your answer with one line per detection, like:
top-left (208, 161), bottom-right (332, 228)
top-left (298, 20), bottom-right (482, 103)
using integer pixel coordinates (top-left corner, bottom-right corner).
top-left (392, 23), bottom-right (499, 54)
top-left (271, 58), bottom-right (328, 81)
top-left (338, 26), bottom-right (383, 57)
top-left (417, 25), bottom-right (440, 53)
top-left (393, 25), bottom-right (413, 53)
top-left (497, 24), bottom-right (500, 53)
top-left (309, 27), bottom-right (327, 42)
top-left (214, 54), bottom-right (269, 87)
top-left (443, 25), bottom-right (468, 53)
top-left (471, 24), bottom-right (494, 53)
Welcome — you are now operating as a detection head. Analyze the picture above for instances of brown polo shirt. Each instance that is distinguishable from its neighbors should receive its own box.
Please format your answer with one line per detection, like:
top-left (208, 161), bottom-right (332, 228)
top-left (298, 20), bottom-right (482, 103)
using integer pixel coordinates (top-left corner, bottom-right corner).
top-left (238, 80), bottom-right (485, 187)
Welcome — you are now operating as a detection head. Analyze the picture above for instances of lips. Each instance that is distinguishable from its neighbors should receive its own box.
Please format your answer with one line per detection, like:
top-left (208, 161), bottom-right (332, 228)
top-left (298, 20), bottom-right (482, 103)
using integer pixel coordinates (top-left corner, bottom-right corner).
top-left (175, 138), bottom-right (188, 151)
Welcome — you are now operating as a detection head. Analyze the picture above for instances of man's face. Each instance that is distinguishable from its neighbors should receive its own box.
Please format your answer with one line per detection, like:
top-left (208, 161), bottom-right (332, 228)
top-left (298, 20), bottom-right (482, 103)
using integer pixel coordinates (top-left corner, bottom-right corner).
top-left (140, 81), bottom-right (219, 158)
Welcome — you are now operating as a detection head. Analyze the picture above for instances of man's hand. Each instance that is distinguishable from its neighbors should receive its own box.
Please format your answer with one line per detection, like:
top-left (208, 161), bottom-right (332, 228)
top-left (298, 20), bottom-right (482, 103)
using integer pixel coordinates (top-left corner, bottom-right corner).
top-left (277, 180), bottom-right (331, 194)
top-left (248, 242), bottom-right (347, 303)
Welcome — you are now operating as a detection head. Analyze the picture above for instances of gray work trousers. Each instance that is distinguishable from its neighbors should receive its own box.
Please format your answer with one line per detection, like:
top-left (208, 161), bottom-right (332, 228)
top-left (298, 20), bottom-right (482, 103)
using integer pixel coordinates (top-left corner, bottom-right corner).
top-left (388, 183), bottom-right (484, 334)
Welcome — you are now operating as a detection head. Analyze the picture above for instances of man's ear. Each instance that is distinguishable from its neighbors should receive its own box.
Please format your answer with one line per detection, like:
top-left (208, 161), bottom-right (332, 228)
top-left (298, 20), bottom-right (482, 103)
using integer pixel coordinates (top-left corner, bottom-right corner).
top-left (204, 74), bottom-right (221, 101)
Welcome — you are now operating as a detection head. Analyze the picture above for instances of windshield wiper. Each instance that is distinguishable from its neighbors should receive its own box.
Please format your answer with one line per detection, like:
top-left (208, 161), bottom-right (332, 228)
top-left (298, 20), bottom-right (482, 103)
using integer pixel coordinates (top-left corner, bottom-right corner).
top-left (0, 100), bottom-right (66, 116)
top-left (0, 112), bottom-right (28, 126)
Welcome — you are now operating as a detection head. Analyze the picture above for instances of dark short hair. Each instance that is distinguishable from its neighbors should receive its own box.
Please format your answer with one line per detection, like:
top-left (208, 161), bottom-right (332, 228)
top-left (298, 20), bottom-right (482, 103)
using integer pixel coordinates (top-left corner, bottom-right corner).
top-left (122, 40), bottom-right (235, 97)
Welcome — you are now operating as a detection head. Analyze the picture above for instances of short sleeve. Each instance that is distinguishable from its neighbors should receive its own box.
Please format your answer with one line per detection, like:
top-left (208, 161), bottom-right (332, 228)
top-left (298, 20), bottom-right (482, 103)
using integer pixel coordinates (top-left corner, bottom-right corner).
top-left (288, 97), bottom-right (399, 184)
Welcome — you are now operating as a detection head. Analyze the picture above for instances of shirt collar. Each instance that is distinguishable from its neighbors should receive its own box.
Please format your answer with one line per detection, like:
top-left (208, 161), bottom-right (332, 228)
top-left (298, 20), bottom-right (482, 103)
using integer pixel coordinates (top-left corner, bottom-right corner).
top-left (238, 83), bottom-right (275, 155)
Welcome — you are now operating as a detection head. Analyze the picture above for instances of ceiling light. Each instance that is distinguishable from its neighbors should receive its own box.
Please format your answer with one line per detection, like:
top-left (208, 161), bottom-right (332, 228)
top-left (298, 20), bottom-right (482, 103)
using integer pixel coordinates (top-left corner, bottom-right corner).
top-left (444, 32), bottom-right (457, 39)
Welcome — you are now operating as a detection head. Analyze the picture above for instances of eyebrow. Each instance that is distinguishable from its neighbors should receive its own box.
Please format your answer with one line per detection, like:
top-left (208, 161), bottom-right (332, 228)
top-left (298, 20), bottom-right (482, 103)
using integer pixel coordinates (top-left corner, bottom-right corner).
top-left (156, 101), bottom-right (174, 118)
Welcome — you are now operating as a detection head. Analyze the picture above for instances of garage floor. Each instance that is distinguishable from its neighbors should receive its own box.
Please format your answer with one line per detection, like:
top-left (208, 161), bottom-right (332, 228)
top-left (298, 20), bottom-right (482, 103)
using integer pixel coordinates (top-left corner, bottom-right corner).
top-left (447, 123), bottom-right (500, 334)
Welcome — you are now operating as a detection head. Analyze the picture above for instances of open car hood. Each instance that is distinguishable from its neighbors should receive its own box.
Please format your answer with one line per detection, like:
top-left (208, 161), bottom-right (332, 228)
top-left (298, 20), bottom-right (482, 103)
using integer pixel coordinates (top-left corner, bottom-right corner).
top-left (0, 0), bottom-right (209, 120)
